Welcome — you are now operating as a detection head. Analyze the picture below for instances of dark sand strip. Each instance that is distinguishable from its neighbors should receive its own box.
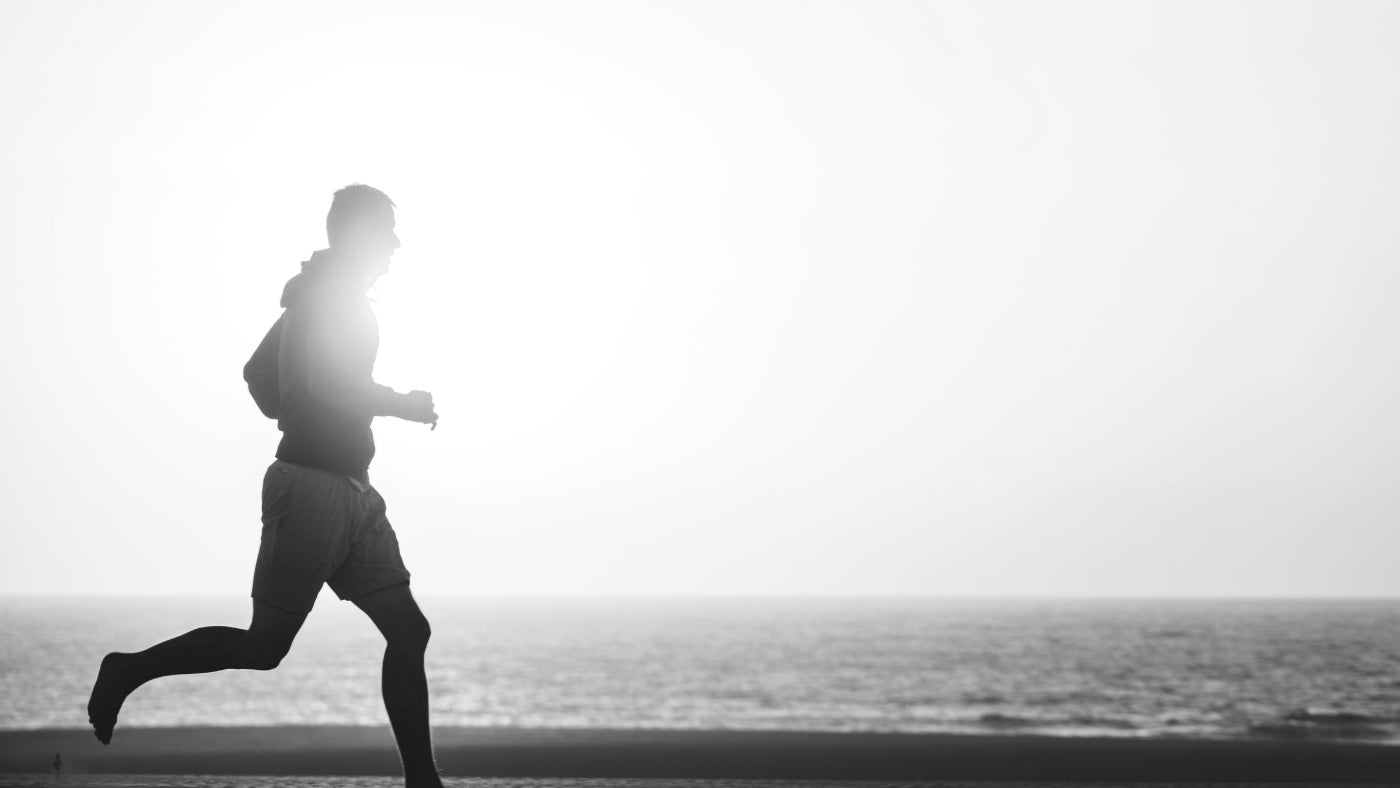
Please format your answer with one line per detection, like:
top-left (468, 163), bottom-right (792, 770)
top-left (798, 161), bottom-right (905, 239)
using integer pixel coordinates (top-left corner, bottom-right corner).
top-left (1, 727), bottom-right (1397, 782)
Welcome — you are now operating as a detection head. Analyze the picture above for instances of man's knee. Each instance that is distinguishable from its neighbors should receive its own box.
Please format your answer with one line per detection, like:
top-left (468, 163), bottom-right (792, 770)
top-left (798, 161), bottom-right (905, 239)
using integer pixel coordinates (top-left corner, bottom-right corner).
top-left (237, 634), bottom-right (294, 670)
top-left (353, 583), bottom-right (431, 649)
top-left (244, 599), bottom-right (307, 669)
top-left (387, 613), bottom-right (431, 651)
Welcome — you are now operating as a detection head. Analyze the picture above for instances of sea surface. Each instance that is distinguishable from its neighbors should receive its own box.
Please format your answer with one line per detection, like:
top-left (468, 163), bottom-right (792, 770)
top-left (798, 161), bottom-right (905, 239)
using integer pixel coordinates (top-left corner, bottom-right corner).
top-left (2, 596), bottom-right (1398, 743)
top-left (4, 780), bottom-right (1393, 788)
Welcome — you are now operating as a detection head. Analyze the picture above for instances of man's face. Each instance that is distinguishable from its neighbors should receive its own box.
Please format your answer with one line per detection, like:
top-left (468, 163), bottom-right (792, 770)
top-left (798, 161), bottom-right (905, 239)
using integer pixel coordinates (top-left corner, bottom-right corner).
top-left (342, 205), bottom-right (401, 277)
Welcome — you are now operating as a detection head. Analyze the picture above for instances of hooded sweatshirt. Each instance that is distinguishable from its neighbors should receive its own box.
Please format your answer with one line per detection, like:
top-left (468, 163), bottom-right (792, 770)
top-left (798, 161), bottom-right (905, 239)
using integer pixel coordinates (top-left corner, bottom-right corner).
top-left (243, 249), bottom-right (412, 481)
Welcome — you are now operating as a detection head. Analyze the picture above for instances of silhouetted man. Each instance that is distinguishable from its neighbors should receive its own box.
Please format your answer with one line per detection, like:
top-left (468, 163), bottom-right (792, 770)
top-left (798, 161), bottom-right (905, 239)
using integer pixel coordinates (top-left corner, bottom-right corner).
top-left (87, 184), bottom-right (444, 787)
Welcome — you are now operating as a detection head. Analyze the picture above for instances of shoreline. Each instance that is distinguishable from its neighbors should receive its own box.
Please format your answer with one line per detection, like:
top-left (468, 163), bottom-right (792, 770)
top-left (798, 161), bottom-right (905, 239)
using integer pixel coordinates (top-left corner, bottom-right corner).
top-left (2, 726), bottom-right (1399, 782)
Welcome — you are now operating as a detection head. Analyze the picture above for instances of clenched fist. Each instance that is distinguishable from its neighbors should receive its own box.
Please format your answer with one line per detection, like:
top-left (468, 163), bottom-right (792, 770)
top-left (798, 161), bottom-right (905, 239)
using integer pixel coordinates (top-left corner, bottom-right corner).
top-left (403, 390), bottom-right (438, 429)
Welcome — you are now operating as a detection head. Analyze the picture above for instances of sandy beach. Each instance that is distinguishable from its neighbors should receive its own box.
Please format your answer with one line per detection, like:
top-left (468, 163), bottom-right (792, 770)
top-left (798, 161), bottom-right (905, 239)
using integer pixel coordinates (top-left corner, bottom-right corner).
top-left (1, 726), bottom-right (1398, 783)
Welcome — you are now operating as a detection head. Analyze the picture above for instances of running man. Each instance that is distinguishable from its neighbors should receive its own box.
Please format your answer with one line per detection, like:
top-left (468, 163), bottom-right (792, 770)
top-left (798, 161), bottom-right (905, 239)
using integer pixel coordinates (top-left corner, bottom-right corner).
top-left (87, 184), bottom-right (445, 787)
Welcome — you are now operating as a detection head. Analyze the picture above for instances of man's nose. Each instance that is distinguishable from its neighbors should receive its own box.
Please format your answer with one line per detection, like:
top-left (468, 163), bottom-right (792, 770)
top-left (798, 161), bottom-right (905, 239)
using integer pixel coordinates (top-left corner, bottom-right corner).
top-left (392, 232), bottom-right (401, 249)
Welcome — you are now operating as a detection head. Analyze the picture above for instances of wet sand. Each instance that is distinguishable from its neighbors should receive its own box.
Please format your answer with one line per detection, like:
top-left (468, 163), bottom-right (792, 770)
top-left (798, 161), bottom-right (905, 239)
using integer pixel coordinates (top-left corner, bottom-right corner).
top-left (1, 726), bottom-right (1397, 783)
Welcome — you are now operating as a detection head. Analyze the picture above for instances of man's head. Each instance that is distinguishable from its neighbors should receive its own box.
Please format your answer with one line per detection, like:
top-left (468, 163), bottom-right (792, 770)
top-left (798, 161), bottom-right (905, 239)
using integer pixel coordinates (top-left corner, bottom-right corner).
top-left (326, 184), bottom-right (400, 278)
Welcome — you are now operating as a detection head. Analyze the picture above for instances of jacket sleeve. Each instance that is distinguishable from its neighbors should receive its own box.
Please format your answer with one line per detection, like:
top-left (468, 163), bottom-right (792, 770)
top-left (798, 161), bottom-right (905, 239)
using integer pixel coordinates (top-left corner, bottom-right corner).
top-left (243, 315), bottom-right (283, 419)
top-left (302, 291), bottom-right (412, 419)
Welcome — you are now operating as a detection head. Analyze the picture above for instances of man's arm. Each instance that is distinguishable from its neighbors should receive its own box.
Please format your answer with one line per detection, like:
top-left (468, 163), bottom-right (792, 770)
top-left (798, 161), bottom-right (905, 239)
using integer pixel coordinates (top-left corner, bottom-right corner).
top-left (302, 292), bottom-right (409, 418)
top-left (243, 315), bottom-right (283, 419)
top-left (301, 292), bottom-right (436, 424)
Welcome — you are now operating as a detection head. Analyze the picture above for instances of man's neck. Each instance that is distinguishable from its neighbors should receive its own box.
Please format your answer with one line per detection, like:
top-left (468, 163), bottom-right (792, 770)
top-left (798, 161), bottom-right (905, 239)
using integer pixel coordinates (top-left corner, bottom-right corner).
top-left (319, 247), bottom-right (380, 290)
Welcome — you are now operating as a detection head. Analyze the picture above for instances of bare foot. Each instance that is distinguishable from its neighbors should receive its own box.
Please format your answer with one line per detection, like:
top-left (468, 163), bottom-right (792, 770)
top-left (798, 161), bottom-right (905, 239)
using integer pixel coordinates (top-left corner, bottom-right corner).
top-left (87, 652), bottom-right (135, 745)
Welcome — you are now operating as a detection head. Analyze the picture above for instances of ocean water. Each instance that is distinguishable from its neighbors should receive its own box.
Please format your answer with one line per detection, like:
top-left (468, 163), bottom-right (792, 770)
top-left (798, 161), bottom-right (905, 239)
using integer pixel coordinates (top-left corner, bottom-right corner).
top-left (1, 781), bottom-right (1395, 788)
top-left (15, 780), bottom-right (903, 788)
top-left (2, 596), bottom-right (1398, 743)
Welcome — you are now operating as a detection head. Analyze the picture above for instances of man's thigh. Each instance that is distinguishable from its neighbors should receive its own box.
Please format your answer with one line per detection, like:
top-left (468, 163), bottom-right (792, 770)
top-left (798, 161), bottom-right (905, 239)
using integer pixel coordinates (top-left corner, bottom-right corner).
top-left (251, 461), bottom-right (354, 614)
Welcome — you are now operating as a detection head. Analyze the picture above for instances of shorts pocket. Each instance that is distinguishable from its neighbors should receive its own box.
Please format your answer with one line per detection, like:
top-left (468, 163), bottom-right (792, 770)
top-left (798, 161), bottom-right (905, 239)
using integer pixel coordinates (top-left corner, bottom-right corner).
top-left (261, 462), bottom-right (296, 523)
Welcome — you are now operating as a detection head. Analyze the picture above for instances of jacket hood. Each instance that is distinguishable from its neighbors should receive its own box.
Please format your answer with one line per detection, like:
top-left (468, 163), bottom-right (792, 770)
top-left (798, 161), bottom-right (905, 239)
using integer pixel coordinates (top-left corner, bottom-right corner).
top-left (280, 249), bottom-right (367, 308)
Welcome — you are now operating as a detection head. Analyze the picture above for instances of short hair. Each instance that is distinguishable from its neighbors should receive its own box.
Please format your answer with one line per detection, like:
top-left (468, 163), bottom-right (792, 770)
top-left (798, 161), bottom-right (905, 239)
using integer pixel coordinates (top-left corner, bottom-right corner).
top-left (326, 184), bottom-right (396, 245)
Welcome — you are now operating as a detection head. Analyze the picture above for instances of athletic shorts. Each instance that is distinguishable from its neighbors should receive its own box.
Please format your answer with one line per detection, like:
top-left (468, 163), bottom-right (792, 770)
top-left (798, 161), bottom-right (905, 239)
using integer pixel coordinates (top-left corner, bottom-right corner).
top-left (251, 459), bottom-right (411, 614)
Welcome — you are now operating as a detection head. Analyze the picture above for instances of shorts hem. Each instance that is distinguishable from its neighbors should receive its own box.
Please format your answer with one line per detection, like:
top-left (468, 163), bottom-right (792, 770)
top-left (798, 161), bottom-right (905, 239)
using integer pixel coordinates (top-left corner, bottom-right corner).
top-left (334, 577), bottom-right (411, 603)
top-left (250, 591), bottom-right (317, 616)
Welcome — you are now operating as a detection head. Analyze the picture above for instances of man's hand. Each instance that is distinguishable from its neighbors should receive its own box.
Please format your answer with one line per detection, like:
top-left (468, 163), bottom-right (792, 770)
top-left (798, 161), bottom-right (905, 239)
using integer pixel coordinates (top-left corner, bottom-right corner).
top-left (404, 390), bottom-right (438, 429)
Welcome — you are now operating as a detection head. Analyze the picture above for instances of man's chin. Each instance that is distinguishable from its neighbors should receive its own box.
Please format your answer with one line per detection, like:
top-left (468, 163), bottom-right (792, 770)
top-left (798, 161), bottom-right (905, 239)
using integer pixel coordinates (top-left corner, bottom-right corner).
top-left (361, 255), bottom-right (392, 274)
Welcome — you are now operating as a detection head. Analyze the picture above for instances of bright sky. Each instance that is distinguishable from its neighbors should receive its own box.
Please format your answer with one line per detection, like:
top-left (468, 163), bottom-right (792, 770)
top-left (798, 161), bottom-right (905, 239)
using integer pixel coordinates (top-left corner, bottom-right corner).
top-left (2, 1), bottom-right (1397, 597)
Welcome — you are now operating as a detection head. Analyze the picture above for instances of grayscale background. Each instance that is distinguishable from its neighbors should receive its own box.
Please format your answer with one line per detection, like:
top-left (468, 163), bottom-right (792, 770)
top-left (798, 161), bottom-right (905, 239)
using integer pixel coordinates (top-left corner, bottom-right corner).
top-left (1, 0), bottom-right (1396, 599)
